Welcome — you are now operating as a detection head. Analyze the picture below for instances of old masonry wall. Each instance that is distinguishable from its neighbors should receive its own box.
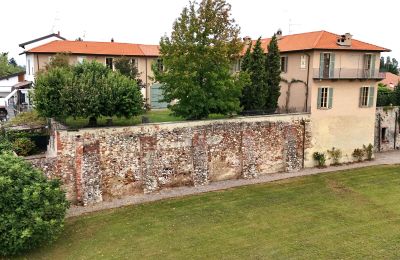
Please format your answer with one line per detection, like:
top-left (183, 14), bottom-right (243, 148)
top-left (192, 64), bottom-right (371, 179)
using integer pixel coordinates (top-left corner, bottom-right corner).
top-left (35, 114), bottom-right (312, 206)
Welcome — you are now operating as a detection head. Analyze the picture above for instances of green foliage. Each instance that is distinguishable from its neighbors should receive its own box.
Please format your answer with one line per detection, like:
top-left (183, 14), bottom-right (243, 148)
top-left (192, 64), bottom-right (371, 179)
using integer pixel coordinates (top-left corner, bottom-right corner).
top-left (363, 144), bottom-right (374, 161)
top-left (114, 56), bottom-right (143, 87)
top-left (12, 137), bottom-right (36, 156)
top-left (327, 147), bottom-right (342, 166)
top-left (241, 38), bottom-right (268, 110)
top-left (0, 52), bottom-right (24, 77)
top-left (0, 129), bottom-right (13, 153)
top-left (265, 34), bottom-right (281, 110)
top-left (5, 111), bottom-right (47, 128)
top-left (394, 84), bottom-right (400, 106)
top-left (352, 148), bottom-right (365, 162)
top-left (380, 56), bottom-right (399, 75)
top-left (154, 0), bottom-right (246, 119)
top-left (377, 84), bottom-right (395, 107)
top-left (45, 53), bottom-right (71, 70)
top-left (34, 61), bottom-right (144, 126)
top-left (0, 153), bottom-right (69, 256)
top-left (313, 152), bottom-right (326, 168)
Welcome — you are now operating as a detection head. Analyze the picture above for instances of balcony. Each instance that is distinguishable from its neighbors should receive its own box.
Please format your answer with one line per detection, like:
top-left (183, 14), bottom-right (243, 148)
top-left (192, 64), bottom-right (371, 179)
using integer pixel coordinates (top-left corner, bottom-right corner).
top-left (313, 69), bottom-right (386, 80)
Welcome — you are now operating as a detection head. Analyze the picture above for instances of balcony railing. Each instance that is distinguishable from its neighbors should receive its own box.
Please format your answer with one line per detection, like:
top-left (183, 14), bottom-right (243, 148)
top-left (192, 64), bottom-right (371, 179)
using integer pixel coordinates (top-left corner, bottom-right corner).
top-left (313, 69), bottom-right (386, 80)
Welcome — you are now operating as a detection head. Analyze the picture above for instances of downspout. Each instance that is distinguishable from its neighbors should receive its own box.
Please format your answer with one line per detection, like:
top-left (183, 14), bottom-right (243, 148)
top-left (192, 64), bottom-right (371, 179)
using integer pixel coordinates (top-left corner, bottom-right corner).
top-left (145, 57), bottom-right (148, 104)
top-left (304, 52), bottom-right (311, 112)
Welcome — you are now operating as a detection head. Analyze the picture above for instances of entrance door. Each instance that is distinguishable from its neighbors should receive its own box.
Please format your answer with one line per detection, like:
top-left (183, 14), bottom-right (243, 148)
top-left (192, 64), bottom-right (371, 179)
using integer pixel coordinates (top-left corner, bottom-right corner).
top-left (323, 53), bottom-right (331, 78)
top-left (150, 83), bottom-right (168, 109)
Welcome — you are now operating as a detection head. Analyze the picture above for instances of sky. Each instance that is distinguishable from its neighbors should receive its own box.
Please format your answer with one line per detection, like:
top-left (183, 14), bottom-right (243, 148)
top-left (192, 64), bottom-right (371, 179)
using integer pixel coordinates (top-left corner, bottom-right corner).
top-left (1, 0), bottom-right (398, 65)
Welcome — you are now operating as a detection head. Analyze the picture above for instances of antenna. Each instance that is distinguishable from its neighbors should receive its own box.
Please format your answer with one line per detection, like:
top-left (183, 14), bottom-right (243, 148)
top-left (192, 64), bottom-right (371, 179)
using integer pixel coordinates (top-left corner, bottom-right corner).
top-left (51, 11), bottom-right (60, 33)
top-left (288, 18), bottom-right (301, 34)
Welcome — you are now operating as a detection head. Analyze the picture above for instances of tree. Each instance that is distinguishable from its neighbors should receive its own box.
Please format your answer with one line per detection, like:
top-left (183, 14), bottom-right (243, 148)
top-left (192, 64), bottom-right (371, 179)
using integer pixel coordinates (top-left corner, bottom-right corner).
top-left (265, 34), bottom-right (282, 110)
top-left (34, 61), bottom-right (144, 126)
top-left (0, 52), bottom-right (24, 77)
top-left (241, 38), bottom-right (268, 110)
top-left (380, 56), bottom-right (399, 75)
top-left (377, 83), bottom-right (395, 107)
top-left (45, 53), bottom-right (71, 70)
top-left (114, 57), bottom-right (144, 87)
top-left (0, 153), bottom-right (69, 256)
top-left (393, 83), bottom-right (400, 106)
top-left (153, 0), bottom-right (246, 119)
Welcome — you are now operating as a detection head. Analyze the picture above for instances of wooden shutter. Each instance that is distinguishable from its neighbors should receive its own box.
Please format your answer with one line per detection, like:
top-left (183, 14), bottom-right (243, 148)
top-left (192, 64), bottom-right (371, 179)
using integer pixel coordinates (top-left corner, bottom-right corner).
top-left (368, 86), bottom-right (375, 107)
top-left (329, 53), bottom-right (336, 78)
top-left (359, 87), bottom-right (364, 107)
top-left (370, 54), bottom-right (376, 78)
top-left (285, 56), bottom-right (288, 73)
top-left (317, 88), bottom-right (322, 109)
top-left (319, 53), bottom-right (324, 78)
top-left (328, 88), bottom-right (334, 109)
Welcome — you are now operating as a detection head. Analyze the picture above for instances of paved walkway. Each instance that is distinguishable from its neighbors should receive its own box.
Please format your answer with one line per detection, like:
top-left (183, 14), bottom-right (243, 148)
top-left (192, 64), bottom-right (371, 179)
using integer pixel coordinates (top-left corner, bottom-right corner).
top-left (67, 151), bottom-right (400, 218)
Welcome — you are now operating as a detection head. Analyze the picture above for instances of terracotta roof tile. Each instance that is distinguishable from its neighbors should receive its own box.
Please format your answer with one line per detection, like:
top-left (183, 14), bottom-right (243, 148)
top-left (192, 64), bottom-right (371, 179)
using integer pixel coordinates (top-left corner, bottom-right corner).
top-left (26, 40), bottom-right (158, 57)
top-left (379, 72), bottom-right (400, 89)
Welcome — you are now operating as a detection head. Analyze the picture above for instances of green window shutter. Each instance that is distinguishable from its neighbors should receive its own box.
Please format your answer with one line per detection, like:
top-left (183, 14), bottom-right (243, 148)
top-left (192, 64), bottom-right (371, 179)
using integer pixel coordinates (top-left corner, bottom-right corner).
top-left (285, 56), bottom-right (288, 72)
top-left (317, 88), bottom-right (322, 109)
top-left (319, 53), bottom-right (324, 78)
top-left (329, 53), bottom-right (336, 78)
top-left (370, 54), bottom-right (376, 78)
top-left (328, 88), bottom-right (334, 109)
top-left (368, 86), bottom-right (375, 107)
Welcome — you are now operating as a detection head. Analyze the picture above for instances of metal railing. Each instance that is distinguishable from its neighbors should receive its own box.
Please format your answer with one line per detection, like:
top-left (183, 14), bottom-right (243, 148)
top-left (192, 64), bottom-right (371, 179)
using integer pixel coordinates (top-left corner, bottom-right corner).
top-left (313, 69), bottom-right (386, 80)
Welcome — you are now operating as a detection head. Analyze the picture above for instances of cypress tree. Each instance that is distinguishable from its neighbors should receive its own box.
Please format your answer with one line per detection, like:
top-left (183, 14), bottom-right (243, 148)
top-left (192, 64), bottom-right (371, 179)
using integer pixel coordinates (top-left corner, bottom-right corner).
top-left (265, 34), bottom-right (282, 110)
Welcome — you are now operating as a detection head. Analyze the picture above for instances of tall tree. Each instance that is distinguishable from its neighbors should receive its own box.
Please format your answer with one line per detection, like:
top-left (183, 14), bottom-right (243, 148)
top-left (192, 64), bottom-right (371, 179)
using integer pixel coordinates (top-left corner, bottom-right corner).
top-left (114, 57), bottom-right (143, 88)
top-left (0, 52), bottom-right (24, 77)
top-left (153, 0), bottom-right (247, 119)
top-left (265, 34), bottom-right (281, 110)
top-left (380, 56), bottom-right (399, 75)
top-left (241, 38), bottom-right (268, 110)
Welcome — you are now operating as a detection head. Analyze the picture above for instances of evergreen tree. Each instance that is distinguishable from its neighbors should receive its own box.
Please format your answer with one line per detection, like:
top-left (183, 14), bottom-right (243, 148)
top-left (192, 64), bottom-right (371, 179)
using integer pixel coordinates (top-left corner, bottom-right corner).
top-left (241, 38), bottom-right (268, 110)
top-left (153, 0), bottom-right (246, 119)
top-left (241, 42), bottom-right (252, 71)
top-left (265, 34), bottom-right (281, 110)
top-left (380, 56), bottom-right (399, 75)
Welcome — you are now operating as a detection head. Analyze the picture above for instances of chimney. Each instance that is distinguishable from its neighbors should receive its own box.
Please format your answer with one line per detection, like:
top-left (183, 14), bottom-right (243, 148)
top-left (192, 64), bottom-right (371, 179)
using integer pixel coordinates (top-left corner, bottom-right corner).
top-left (243, 36), bottom-right (252, 46)
top-left (276, 29), bottom-right (283, 40)
top-left (111, 38), bottom-right (114, 43)
top-left (57, 31), bottom-right (60, 36)
top-left (336, 33), bottom-right (352, 47)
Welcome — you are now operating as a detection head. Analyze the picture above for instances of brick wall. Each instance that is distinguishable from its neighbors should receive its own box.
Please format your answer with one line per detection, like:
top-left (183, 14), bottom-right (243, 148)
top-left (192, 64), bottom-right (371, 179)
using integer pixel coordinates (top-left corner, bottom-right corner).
top-left (39, 114), bottom-right (311, 206)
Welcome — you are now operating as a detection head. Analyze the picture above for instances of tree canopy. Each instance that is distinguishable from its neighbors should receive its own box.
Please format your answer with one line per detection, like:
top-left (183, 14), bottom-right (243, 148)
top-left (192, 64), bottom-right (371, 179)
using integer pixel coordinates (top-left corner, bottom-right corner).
top-left (380, 56), bottom-right (399, 75)
top-left (0, 52), bottom-right (24, 77)
top-left (153, 0), bottom-right (248, 119)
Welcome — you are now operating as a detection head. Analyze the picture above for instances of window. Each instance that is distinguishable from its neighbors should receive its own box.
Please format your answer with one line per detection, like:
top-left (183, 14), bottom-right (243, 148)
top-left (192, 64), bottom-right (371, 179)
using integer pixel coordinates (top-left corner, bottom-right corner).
top-left (317, 87), bottom-right (333, 109)
top-left (27, 59), bottom-right (31, 75)
top-left (231, 59), bottom-right (241, 72)
top-left (130, 58), bottom-right (138, 68)
top-left (364, 54), bottom-right (372, 70)
top-left (359, 86), bottom-right (375, 107)
top-left (319, 52), bottom-right (335, 78)
top-left (106, 58), bottom-right (113, 70)
top-left (300, 55), bottom-right (306, 69)
top-left (77, 56), bottom-right (86, 64)
top-left (280, 56), bottom-right (288, 73)
top-left (157, 58), bottom-right (164, 72)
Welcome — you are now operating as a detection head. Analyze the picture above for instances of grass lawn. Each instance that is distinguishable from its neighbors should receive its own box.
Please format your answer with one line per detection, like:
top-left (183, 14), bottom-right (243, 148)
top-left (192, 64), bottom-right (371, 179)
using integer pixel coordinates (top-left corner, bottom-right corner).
top-left (17, 165), bottom-right (400, 259)
top-left (65, 110), bottom-right (233, 129)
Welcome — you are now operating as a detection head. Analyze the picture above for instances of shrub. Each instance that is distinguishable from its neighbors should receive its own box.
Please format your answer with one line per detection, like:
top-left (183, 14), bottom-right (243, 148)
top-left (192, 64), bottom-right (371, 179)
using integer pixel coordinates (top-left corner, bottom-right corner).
top-left (352, 148), bottom-right (365, 162)
top-left (12, 137), bottom-right (36, 156)
top-left (0, 153), bottom-right (69, 256)
top-left (313, 152), bottom-right (326, 168)
top-left (363, 144), bottom-right (374, 161)
top-left (5, 111), bottom-right (47, 128)
top-left (327, 147), bottom-right (342, 166)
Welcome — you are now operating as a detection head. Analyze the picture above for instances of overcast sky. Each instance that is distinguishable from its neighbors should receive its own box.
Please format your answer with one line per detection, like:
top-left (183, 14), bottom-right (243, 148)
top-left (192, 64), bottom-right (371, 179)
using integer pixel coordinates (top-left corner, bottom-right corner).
top-left (2, 0), bottom-right (397, 65)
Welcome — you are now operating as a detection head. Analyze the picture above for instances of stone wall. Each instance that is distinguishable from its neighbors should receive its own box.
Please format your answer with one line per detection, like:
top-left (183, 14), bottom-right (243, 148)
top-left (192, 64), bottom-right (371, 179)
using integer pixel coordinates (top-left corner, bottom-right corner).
top-left (39, 114), bottom-right (311, 206)
top-left (375, 107), bottom-right (400, 152)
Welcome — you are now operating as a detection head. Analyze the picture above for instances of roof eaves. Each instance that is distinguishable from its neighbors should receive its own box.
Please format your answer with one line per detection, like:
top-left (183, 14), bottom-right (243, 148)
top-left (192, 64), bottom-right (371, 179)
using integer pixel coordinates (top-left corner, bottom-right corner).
top-left (19, 33), bottom-right (67, 49)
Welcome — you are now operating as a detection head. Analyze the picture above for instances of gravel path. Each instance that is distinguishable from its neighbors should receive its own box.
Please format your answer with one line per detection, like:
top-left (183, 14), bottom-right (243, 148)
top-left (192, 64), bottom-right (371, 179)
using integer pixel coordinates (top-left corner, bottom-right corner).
top-left (67, 151), bottom-right (400, 218)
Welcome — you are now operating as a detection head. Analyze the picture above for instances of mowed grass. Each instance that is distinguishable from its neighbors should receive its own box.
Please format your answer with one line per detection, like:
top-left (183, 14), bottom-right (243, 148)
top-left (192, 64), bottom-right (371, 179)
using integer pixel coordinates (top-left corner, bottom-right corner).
top-left (17, 165), bottom-right (400, 259)
top-left (65, 109), bottom-right (233, 129)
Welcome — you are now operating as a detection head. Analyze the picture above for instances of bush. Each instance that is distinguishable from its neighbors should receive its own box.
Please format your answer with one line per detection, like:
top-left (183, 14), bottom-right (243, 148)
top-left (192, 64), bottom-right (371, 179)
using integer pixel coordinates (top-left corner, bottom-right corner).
top-left (363, 144), bottom-right (374, 161)
top-left (0, 153), bottom-right (69, 256)
top-left (12, 137), bottom-right (36, 156)
top-left (313, 152), bottom-right (326, 168)
top-left (352, 148), bottom-right (365, 162)
top-left (5, 111), bottom-right (47, 128)
top-left (327, 147), bottom-right (342, 166)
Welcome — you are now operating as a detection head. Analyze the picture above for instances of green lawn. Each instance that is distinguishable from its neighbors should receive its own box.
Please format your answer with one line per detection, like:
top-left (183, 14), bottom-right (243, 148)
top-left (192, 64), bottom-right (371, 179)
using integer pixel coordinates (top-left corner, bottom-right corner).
top-left (65, 110), bottom-right (233, 129)
top-left (17, 165), bottom-right (400, 259)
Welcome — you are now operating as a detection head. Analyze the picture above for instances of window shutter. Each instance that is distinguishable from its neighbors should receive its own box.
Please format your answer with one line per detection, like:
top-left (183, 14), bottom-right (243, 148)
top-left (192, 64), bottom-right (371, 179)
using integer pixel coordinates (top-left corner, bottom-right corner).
top-left (328, 88), bottom-right (334, 109)
top-left (317, 88), bottom-right (322, 109)
top-left (368, 86), bottom-right (375, 107)
top-left (370, 54), bottom-right (376, 78)
top-left (329, 53), bottom-right (335, 78)
top-left (285, 56), bottom-right (288, 72)
top-left (359, 87), bottom-right (364, 107)
top-left (319, 53), bottom-right (324, 78)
